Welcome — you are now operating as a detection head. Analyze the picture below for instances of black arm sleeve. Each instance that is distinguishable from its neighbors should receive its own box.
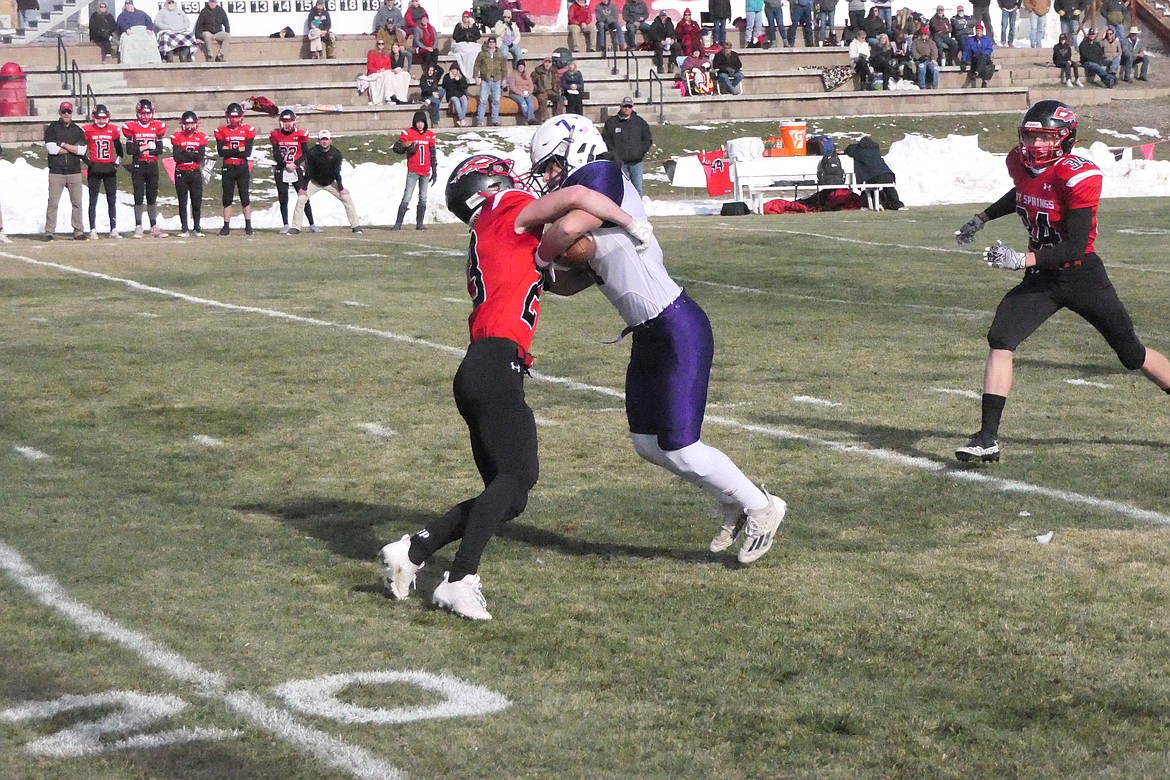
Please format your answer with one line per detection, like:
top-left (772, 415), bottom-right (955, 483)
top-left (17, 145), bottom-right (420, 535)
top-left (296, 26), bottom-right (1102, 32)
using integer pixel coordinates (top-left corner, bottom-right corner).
top-left (983, 187), bottom-right (1017, 221)
top-left (1033, 206), bottom-right (1092, 270)
top-left (113, 138), bottom-right (124, 159)
top-left (173, 146), bottom-right (196, 165)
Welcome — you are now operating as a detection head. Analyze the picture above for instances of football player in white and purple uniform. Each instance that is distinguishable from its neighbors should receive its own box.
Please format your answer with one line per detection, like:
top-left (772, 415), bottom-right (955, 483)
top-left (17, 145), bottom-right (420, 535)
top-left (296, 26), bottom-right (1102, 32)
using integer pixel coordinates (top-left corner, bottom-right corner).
top-left (529, 114), bottom-right (787, 564)
top-left (954, 100), bottom-right (1170, 463)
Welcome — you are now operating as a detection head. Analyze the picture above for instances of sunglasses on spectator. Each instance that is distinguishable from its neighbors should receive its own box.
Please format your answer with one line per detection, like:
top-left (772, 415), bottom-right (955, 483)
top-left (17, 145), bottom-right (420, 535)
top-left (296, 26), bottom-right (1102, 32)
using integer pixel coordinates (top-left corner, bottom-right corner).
top-left (60, 108), bottom-right (73, 114)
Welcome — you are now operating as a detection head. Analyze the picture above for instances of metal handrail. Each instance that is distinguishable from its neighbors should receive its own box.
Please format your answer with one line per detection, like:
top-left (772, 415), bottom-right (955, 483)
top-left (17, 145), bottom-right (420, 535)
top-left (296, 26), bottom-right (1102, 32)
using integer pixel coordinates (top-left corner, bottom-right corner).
top-left (606, 40), bottom-right (618, 75)
top-left (69, 60), bottom-right (82, 103)
top-left (83, 83), bottom-right (96, 118)
top-left (57, 35), bottom-right (69, 89)
top-left (646, 68), bottom-right (667, 124)
top-left (624, 49), bottom-right (641, 98)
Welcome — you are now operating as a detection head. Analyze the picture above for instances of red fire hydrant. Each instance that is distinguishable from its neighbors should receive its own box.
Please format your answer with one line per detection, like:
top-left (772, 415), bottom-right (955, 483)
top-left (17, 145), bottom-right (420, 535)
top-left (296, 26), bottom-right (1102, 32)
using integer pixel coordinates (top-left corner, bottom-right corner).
top-left (0, 62), bottom-right (28, 117)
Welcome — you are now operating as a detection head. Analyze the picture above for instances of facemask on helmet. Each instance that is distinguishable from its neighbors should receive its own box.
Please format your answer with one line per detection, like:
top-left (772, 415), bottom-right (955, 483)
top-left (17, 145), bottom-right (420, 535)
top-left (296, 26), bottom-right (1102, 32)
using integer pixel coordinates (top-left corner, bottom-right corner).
top-left (1017, 99), bottom-right (1078, 171)
top-left (445, 154), bottom-right (524, 224)
top-left (279, 109), bottom-right (296, 132)
top-left (135, 99), bottom-right (153, 123)
top-left (528, 114), bottom-right (607, 193)
top-left (181, 110), bottom-right (198, 132)
top-left (92, 104), bottom-right (111, 127)
top-left (226, 102), bottom-right (244, 128)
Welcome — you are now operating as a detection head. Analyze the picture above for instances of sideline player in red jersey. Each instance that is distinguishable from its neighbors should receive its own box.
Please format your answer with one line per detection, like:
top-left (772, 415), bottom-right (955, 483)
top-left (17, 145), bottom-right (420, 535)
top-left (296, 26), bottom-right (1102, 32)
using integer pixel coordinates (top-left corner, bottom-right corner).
top-left (171, 111), bottom-right (209, 237)
top-left (270, 109), bottom-right (315, 235)
top-left (953, 99), bottom-right (1170, 463)
top-left (378, 154), bottom-right (652, 620)
top-left (391, 110), bottom-right (438, 231)
top-left (214, 102), bottom-right (257, 236)
top-left (121, 99), bottom-right (168, 238)
top-left (82, 104), bottom-right (122, 239)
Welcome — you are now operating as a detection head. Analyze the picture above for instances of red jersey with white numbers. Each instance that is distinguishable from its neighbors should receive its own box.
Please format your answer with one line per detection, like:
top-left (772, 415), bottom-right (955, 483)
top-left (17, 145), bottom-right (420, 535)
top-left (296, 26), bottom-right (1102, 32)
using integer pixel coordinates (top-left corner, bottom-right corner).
top-left (269, 127), bottom-right (310, 166)
top-left (84, 124), bottom-right (120, 166)
top-left (1006, 147), bottom-right (1101, 255)
top-left (171, 129), bottom-right (209, 172)
top-left (467, 189), bottom-right (543, 352)
top-left (214, 123), bottom-right (258, 165)
top-left (398, 127), bottom-right (437, 176)
top-left (121, 119), bottom-right (167, 163)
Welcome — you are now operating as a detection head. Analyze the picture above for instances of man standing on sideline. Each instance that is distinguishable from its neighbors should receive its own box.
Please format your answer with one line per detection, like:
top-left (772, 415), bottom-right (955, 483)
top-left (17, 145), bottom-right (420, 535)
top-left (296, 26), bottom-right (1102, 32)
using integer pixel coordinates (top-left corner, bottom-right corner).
top-left (214, 102), bottom-right (256, 236)
top-left (195, 0), bottom-right (230, 61)
top-left (290, 130), bottom-right (362, 235)
top-left (602, 97), bottom-right (653, 196)
top-left (379, 153), bottom-right (652, 620)
top-left (82, 104), bottom-right (122, 238)
top-left (270, 108), bottom-right (315, 234)
top-left (43, 101), bottom-right (87, 241)
top-left (391, 110), bottom-right (437, 231)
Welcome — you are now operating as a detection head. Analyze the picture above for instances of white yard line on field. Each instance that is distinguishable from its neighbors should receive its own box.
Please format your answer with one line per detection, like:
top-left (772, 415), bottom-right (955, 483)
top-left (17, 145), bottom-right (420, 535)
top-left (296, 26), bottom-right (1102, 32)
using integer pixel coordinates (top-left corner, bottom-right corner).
top-left (3, 251), bottom-right (1166, 527)
top-left (13, 446), bottom-right (51, 461)
top-left (0, 540), bottom-right (408, 780)
top-left (932, 388), bottom-right (982, 400)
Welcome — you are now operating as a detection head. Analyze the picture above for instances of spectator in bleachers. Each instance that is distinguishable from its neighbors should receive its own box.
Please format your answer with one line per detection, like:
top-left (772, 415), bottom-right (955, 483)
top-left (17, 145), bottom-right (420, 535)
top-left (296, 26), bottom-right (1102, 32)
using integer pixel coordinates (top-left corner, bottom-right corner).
top-left (890, 28), bottom-right (913, 78)
top-left (1122, 26), bottom-right (1148, 82)
top-left (499, 0), bottom-right (533, 32)
top-left (1100, 26), bottom-right (1122, 79)
top-left (710, 0), bottom-right (732, 45)
top-left (911, 26), bottom-right (940, 87)
top-left (474, 37), bottom-right (508, 126)
top-left (359, 39), bottom-right (389, 102)
top-left (595, 0), bottom-right (622, 54)
top-left (117, 0), bottom-right (152, 33)
top-left (998, 0), bottom-right (1019, 45)
top-left (89, 2), bottom-right (120, 63)
top-left (495, 9), bottom-right (524, 66)
top-left (451, 11), bottom-right (483, 76)
top-left (928, 5), bottom-right (959, 64)
top-left (868, 33), bottom-right (899, 87)
top-left (372, 0), bottom-right (403, 33)
top-left (971, 0), bottom-right (994, 42)
top-left (745, 0), bottom-right (765, 46)
top-left (874, 0), bottom-right (893, 29)
top-left (568, 0), bottom-right (596, 53)
top-left (507, 60), bottom-right (538, 123)
top-left (154, 0), bottom-right (196, 62)
top-left (602, 95), bottom-right (652, 194)
top-left (532, 55), bottom-right (564, 120)
top-left (376, 17), bottom-right (409, 49)
top-left (951, 4), bottom-right (974, 49)
top-left (623, 0), bottom-right (652, 50)
top-left (195, 0), bottom-right (230, 61)
top-left (712, 40), bottom-right (745, 93)
top-left (962, 23), bottom-right (995, 86)
top-left (848, 29), bottom-right (873, 86)
top-left (561, 60), bottom-right (585, 113)
top-left (846, 0), bottom-right (865, 39)
top-left (419, 62), bottom-right (445, 125)
top-left (680, 46), bottom-right (712, 91)
top-left (1100, 0), bottom-right (1125, 41)
top-left (1023, 0), bottom-right (1048, 47)
top-left (1078, 26), bottom-right (1115, 85)
top-left (676, 9), bottom-right (703, 55)
top-left (413, 13), bottom-right (439, 70)
top-left (788, 0), bottom-right (814, 46)
top-left (306, 0), bottom-right (336, 59)
top-left (763, 0), bottom-right (787, 48)
top-left (816, 0), bottom-right (837, 44)
top-left (1054, 0), bottom-right (1083, 46)
top-left (403, 0), bottom-right (427, 34)
top-left (1052, 32), bottom-right (1083, 85)
top-left (861, 7), bottom-right (887, 40)
top-left (442, 65), bottom-right (470, 126)
top-left (647, 9), bottom-right (676, 71)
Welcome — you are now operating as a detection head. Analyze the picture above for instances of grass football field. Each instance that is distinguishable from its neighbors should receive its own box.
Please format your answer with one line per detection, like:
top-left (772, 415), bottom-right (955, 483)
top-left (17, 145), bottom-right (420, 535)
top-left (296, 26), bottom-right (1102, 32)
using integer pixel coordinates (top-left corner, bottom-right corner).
top-left (2, 201), bottom-right (1169, 780)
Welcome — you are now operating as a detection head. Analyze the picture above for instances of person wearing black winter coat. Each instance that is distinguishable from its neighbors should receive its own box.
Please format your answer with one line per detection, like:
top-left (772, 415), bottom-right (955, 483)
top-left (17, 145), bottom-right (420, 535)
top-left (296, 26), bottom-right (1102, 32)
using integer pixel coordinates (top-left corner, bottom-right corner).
top-left (843, 136), bottom-right (905, 210)
top-left (709, 0), bottom-right (732, 44)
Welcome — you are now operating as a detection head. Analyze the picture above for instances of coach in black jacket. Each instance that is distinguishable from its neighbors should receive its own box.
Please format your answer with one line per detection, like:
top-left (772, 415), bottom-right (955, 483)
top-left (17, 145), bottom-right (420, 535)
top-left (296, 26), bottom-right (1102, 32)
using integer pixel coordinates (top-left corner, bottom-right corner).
top-left (291, 130), bottom-right (361, 234)
top-left (602, 96), bottom-right (653, 196)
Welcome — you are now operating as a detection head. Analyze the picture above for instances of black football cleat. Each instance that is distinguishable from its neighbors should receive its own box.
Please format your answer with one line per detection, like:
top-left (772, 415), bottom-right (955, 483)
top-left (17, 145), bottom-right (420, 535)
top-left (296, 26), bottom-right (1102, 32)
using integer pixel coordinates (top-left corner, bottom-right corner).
top-left (955, 433), bottom-right (1001, 463)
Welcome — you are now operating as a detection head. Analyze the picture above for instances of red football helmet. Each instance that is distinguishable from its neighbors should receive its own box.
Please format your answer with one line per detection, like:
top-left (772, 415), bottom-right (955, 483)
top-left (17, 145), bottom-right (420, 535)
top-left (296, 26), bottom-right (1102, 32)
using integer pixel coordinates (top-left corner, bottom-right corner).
top-left (135, 98), bottom-right (154, 123)
top-left (444, 154), bottom-right (524, 224)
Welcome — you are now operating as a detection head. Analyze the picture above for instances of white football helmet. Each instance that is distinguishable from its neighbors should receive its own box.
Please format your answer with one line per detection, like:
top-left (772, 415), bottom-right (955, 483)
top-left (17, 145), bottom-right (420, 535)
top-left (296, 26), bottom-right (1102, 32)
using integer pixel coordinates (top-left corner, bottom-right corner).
top-left (528, 113), bottom-right (607, 192)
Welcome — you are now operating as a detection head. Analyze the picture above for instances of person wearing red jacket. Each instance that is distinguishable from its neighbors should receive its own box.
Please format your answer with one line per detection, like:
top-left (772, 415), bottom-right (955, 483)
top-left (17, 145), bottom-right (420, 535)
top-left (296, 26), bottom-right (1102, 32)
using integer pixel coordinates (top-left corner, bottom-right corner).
top-left (83, 104), bottom-right (123, 239)
top-left (171, 110), bottom-right (209, 237)
top-left (121, 98), bottom-right (168, 238)
top-left (675, 9), bottom-right (703, 57)
top-left (568, 0), bottom-right (596, 51)
top-left (391, 110), bottom-right (438, 231)
top-left (214, 102), bottom-right (257, 236)
top-left (412, 13), bottom-right (438, 69)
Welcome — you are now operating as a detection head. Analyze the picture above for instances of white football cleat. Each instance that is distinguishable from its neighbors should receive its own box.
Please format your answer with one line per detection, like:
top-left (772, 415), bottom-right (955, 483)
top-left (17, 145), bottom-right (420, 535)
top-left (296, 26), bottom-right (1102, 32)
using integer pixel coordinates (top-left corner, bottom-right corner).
top-left (432, 572), bottom-right (492, 620)
top-left (738, 491), bottom-right (786, 564)
top-left (709, 503), bottom-right (746, 553)
top-left (379, 535), bottom-right (422, 600)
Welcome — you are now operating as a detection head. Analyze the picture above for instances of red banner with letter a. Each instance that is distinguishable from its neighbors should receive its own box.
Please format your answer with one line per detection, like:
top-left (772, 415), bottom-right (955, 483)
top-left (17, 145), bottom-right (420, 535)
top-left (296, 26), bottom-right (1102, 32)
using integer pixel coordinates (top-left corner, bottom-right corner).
top-left (696, 150), bottom-right (733, 197)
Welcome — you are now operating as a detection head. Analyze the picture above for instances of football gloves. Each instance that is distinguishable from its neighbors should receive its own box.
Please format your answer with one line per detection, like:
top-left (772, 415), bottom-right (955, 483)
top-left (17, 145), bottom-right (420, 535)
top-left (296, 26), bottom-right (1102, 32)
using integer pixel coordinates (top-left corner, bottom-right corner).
top-left (954, 214), bottom-right (986, 245)
top-left (626, 218), bottom-right (654, 252)
top-left (983, 240), bottom-right (1027, 271)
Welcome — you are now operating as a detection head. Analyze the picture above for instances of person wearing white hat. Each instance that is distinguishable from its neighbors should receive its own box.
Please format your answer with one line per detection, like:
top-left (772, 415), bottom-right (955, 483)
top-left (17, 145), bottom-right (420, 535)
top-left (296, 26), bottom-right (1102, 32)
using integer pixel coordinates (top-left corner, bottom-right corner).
top-left (1121, 26), bottom-right (1148, 81)
top-left (290, 131), bottom-right (361, 235)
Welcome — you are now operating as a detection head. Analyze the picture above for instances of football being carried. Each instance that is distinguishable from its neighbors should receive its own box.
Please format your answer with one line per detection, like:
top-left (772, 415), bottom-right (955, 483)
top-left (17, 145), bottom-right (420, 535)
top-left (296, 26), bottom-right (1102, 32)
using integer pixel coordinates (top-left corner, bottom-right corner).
top-left (557, 232), bottom-right (596, 267)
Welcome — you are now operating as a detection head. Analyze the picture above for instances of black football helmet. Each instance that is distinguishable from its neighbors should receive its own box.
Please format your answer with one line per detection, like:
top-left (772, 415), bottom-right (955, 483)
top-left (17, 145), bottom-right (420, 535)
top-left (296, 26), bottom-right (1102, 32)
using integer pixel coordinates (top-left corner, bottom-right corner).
top-left (278, 108), bottom-right (296, 131)
top-left (92, 103), bottom-right (111, 127)
top-left (226, 102), bottom-right (245, 127)
top-left (135, 98), bottom-right (153, 123)
top-left (445, 154), bottom-right (523, 224)
top-left (181, 110), bottom-right (198, 131)
top-left (1018, 99), bottom-right (1078, 170)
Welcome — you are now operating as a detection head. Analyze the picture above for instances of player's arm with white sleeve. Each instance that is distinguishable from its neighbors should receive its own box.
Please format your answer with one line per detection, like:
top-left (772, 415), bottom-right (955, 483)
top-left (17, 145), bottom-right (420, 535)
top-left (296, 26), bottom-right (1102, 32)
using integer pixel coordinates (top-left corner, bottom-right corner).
top-left (516, 184), bottom-right (653, 267)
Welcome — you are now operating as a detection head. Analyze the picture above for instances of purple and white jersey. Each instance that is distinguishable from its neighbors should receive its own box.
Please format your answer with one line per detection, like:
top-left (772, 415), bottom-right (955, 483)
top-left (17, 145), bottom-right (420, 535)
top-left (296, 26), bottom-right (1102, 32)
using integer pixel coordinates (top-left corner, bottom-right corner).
top-left (564, 159), bottom-right (682, 328)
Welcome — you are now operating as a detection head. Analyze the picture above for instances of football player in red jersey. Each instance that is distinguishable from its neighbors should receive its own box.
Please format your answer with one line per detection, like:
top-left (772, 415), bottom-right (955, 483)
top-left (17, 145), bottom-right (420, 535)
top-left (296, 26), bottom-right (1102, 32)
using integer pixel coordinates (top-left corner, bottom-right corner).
top-left (214, 102), bottom-right (257, 236)
top-left (378, 154), bottom-right (651, 620)
top-left (121, 98), bottom-right (168, 238)
top-left (391, 110), bottom-right (438, 230)
top-left (171, 111), bottom-right (209, 237)
top-left (953, 100), bottom-right (1170, 463)
top-left (269, 109), bottom-right (315, 234)
top-left (82, 104), bottom-right (123, 239)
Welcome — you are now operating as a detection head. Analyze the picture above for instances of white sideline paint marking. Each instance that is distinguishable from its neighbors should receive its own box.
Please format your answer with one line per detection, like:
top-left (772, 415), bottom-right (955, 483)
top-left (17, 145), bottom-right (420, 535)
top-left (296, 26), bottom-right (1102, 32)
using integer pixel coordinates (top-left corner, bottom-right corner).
top-left (342, 301), bottom-right (370, 307)
top-left (1066, 378), bottom-right (1115, 389)
top-left (341, 254), bottom-right (391, 259)
top-left (274, 671), bottom-right (510, 725)
top-left (0, 541), bottom-right (408, 780)
top-left (3, 252), bottom-right (1166, 527)
top-left (138, 312), bottom-right (161, 318)
top-left (707, 223), bottom-right (975, 256)
top-left (14, 446), bottom-right (51, 461)
top-left (792, 396), bottom-right (841, 408)
top-left (533, 416), bottom-right (562, 427)
top-left (932, 387), bottom-right (982, 400)
top-left (190, 435), bottom-right (224, 447)
top-left (30, 317), bottom-right (50, 323)
top-left (442, 297), bottom-right (465, 304)
top-left (359, 422), bottom-right (396, 438)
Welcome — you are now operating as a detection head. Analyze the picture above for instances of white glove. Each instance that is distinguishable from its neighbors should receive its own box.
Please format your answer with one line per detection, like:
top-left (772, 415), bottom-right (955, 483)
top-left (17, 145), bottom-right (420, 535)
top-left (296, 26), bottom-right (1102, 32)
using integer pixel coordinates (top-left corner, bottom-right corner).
top-left (983, 240), bottom-right (1026, 271)
top-left (954, 214), bottom-right (986, 245)
top-left (626, 218), bottom-right (654, 252)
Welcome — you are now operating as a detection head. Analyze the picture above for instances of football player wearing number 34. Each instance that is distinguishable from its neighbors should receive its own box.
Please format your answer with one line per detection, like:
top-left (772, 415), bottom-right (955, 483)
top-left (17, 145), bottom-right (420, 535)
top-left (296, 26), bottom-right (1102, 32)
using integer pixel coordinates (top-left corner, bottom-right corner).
top-left (953, 100), bottom-right (1170, 464)
top-left (529, 114), bottom-right (788, 565)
